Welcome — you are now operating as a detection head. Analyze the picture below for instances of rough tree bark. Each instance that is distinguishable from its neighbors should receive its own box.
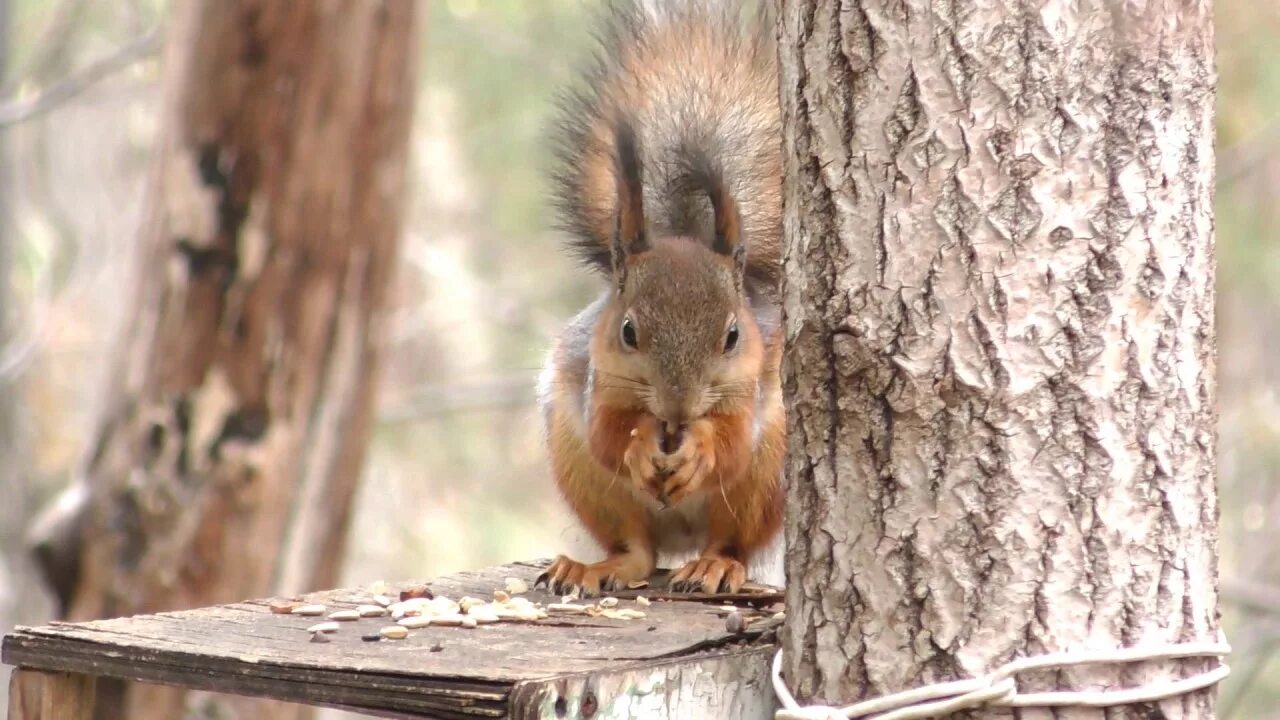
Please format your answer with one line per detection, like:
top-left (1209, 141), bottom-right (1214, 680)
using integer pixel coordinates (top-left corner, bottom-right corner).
top-left (778, 0), bottom-right (1217, 717)
top-left (33, 1), bottom-right (418, 718)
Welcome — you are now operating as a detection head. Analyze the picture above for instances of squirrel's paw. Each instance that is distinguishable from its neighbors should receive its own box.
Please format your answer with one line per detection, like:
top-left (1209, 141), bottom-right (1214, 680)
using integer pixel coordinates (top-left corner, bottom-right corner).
top-left (534, 554), bottom-right (647, 598)
top-left (660, 420), bottom-right (716, 504)
top-left (623, 417), bottom-right (665, 496)
top-left (669, 554), bottom-right (747, 594)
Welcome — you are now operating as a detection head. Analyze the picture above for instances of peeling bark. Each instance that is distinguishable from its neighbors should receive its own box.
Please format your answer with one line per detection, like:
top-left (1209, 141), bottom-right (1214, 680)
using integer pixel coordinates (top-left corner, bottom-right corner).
top-left (48, 1), bottom-right (418, 718)
top-left (778, 0), bottom-right (1217, 717)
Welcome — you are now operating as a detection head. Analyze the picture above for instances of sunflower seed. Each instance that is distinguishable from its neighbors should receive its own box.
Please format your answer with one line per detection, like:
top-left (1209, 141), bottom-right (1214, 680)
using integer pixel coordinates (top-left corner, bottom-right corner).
top-left (599, 597), bottom-right (619, 608)
top-left (431, 614), bottom-right (466, 627)
top-left (328, 610), bottom-right (360, 621)
top-left (307, 622), bottom-right (340, 634)
top-left (636, 596), bottom-right (651, 607)
top-left (398, 616), bottom-right (432, 629)
top-left (493, 590), bottom-right (511, 604)
top-left (547, 603), bottom-right (589, 615)
top-left (292, 604), bottom-right (326, 616)
top-left (505, 577), bottom-right (529, 595)
top-left (373, 594), bottom-right (393, 607)
top-left (379, 625), bottom-right (409, 639)
top-left (357, 604), bottom-right (387, 617)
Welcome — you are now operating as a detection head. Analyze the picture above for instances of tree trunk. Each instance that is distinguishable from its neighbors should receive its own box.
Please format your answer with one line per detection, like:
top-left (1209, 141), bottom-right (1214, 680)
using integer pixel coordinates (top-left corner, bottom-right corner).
top-left (778, 0), bottom-right (1217, 717)
top-left (48, 1), bottom-right (418, 718)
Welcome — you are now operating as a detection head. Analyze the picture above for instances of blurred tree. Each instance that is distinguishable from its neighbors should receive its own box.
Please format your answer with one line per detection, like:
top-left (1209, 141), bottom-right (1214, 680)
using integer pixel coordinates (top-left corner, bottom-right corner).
top-left (26, 1), bottom-right (418, 718)
top-left (778, 1), bottom-right (1218, 717)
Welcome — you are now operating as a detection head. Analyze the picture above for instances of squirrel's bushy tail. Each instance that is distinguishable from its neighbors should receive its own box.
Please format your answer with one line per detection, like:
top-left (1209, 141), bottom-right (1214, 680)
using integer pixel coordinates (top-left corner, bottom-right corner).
top-left (549, 0), bottom-right (781, 291)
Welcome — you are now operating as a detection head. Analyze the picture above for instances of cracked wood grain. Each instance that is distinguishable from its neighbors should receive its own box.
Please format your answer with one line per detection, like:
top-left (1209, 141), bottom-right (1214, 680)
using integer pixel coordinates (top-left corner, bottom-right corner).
top-left (778, 0), bottom-right (1218, 717)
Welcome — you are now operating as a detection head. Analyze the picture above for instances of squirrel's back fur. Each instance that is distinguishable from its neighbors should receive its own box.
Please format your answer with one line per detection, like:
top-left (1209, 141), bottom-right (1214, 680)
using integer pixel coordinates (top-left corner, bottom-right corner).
top-left (550, 0), bottom-right (781, 291)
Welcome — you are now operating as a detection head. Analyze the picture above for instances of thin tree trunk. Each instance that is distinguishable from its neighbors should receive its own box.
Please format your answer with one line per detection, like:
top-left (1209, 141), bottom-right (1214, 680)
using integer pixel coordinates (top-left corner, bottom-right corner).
top-left (48, 1), bottom-right (418, 718)
top-left (778, 1), bottom-right (1217, 717)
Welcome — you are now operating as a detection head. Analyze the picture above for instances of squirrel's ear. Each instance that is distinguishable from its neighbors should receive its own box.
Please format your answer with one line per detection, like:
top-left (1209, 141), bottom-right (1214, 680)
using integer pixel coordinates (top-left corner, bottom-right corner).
top-left (688, 154), bottom-right (746, 287)
top-left (611, 120), bottom-right (648, 288)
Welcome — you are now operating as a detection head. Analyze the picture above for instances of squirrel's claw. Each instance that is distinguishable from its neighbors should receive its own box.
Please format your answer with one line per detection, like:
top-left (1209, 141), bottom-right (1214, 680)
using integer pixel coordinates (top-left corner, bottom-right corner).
top-left (537, 554), bottom-right (642, 598)
top-left (669, 554), bottom-right (747, 594)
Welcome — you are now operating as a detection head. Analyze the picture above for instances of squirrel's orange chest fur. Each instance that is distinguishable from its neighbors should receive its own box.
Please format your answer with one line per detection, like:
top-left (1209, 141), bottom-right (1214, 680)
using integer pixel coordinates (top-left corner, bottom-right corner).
top-left (536, 0), bottom-right (784, 597)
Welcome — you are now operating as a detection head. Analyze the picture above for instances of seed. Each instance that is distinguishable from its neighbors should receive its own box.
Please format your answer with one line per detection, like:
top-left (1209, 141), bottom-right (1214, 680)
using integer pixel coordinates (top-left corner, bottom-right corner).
top-left (459, 597), bottom-right (483, 613)
top-left (380, 625), bottom-right (409, 639)
top-left (772, 611), bottom-right (786, 621)
top-left (493, 590), bottom-right (511, 603)
top-left (270, 601), bottom-right (298, 614)
top-left (505, 577), bottom-right (529, 595)
top-left (616, 609), bottom-right (646, 619)
top-left (307, 622), bottom-right (340, 634)
top-left (357, 604), bottom-right (387, 618)
top-left (548, 603), bottom-right (588, 615)
top-left (400, 584), bottom-right (434, 601)
top-left (470, 609), bottom-right (500, 624)
top-left (361, 634), bottom-right (382, 642)
top-left (374, 594), bottom-right (393, 607)
top-left (636, 596), bottom-right (651, 607)
top-left (599, 597), bottom-right (619, 608)
top-left (328, 610), bottom-right (360, 621)
top-left (725, 611), bottom-right (746, 634)
top-left (461, 616), bottom-right (478, 628)
top-left (398, 616), bottom-right (432, 629)
top-left (310, 632), bottom-right (331, 644)
top-left (292, 604), bottom-right (326, 616)
top-left (431, 614), bottom-right (466, 627)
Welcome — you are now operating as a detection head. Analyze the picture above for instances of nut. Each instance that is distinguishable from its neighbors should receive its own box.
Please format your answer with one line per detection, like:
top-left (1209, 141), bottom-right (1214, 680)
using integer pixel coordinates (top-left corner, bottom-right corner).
top-left (328, 610), bottom-right (360, 621)
top-left (357, 604), bottom-right (387, 617)
top-left (291, 604), bottom-right (326, 616)
top-left (373, 594), bottom-right (393, 607)
top-left (270, 601), bottom-right (298, 614)
top-left (398, 616), bottom-right (432, 629)
top-left (599, 597), bottom-right (619, 608)
top-left (493, 590), bottom-right (511, 603)
top-left (379, 625), bottom-right (409, 639)
top-left (400, 584), bottom-right (434, 601)
top-left (307, 622), bottom-right (340, 634)
top-left (505, 577), bottom-right (529, 595)
top-left (636, 596), bottom-right (651, 607)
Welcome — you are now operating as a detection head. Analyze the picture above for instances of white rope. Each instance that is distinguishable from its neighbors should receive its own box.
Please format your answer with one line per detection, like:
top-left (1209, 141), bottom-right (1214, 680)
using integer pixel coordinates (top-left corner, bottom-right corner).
top-left (771, 638), bottom-right (1231, 720)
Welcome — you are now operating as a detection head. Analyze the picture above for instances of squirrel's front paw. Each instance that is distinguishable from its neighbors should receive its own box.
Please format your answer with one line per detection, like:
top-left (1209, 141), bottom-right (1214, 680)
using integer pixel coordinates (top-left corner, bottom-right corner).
top-left (661, 419), bottom-right (716, 504)
top-left (623, 416), bottom-right (665, 495)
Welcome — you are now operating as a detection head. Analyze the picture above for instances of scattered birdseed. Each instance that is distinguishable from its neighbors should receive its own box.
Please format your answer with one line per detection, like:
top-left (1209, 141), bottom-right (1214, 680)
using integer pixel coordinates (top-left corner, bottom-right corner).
top-left (398, 616), bottom-right (432, 628)
top-left (292, 604), bottom-right (326, 616)
top-left (373, 594), bottom-right (393, 607)
top-left (328, 610), bottom-right (360, 621)
top-left (493, 590), bottom-right (511, 603)
top-left (505, 577), bottom-right (529, 595)
top-left (307, 622), bottom-right (340, 634)
top-left (357, 604), bottom-right (387, 617)
top-left (636, 596), bottom-right (651, 607)
top-left (599, 597), bottom-right (619, 608)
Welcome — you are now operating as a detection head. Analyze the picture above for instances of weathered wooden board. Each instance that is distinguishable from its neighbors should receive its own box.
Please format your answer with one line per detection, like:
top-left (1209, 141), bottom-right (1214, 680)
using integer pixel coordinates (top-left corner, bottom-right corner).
top-left (2, 561), bottom-right (781, 719)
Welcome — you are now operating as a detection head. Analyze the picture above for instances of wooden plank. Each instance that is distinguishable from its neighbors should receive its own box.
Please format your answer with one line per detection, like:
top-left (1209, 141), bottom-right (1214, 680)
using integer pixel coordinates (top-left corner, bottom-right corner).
top-left (509, 646), bottom-right (776, 720)
top-left (7, 669), bottom-right (96, 720)
top-left (2, 561), bottom-right (782, 718)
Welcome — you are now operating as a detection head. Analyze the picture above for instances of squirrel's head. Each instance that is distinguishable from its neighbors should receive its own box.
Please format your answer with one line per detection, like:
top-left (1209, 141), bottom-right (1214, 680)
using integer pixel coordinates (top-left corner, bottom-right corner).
top-left (590, 122), bottom-right (763, 430)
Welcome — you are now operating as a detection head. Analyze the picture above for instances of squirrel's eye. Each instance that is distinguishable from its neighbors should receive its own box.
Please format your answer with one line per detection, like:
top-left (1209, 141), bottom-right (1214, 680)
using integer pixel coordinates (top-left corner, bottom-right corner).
top-left (724, 321), bottom-right (740, 353)
top-left (621, 317), bottom-right (639, 350)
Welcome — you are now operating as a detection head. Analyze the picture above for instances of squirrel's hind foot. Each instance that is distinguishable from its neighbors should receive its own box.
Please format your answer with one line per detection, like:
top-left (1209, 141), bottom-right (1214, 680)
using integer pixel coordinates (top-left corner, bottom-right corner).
top-left (669, 553), bottom-right (748, 594)
top-left (535, 553), bottom-right (653, 598)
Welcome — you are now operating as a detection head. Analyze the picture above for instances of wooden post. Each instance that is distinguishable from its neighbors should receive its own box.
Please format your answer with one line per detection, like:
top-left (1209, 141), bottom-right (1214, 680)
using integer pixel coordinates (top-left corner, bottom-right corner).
top-left (7, 670), bottom-right (95, 720)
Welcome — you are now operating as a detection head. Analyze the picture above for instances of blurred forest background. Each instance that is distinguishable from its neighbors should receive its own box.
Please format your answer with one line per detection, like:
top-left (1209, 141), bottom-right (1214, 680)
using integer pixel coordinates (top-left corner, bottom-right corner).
top-left (0, 0), bottom-right (1276, 717)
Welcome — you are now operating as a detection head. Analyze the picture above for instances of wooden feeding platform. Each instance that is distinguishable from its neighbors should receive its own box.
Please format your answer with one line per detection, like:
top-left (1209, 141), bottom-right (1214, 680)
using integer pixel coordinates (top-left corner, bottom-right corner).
top-left (3, 560), bottom-right (784, 719)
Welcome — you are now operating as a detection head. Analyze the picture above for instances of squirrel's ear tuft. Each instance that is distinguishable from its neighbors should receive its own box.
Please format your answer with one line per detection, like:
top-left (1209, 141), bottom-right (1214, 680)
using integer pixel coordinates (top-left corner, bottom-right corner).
top-left (611, 119), bottom-right (649, 288)
top-left (684, 150), bottom-right (747, 286)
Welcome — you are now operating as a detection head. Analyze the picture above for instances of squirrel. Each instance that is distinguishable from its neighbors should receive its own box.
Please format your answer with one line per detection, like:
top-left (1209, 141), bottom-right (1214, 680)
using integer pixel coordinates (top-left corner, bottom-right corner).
top-left (535, 0), bottom-right (785, 596)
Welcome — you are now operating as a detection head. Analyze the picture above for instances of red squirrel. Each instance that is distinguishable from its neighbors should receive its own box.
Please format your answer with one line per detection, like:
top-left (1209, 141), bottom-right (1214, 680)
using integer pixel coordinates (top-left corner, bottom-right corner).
top-left (536, 0), bottom-right (784, 596)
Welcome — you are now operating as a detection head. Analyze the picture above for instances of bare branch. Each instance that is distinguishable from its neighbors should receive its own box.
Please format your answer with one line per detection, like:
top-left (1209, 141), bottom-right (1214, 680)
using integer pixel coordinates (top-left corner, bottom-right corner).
top-left (0, 28), bottom-right (160, 127)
